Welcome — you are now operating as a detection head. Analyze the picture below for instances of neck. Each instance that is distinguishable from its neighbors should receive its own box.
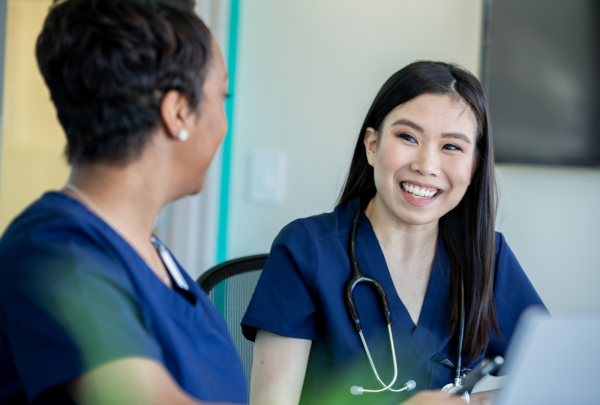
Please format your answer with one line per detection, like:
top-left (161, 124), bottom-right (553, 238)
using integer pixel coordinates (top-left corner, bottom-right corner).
top-left (364, 194), bottom-right (439, 266)
top-left (64, 148), bottom-right (177, 246)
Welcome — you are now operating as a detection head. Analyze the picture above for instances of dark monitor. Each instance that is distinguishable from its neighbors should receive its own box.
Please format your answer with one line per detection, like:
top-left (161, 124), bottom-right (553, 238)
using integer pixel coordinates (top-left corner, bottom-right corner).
top-left (483, 0), bottom-right (600, 166)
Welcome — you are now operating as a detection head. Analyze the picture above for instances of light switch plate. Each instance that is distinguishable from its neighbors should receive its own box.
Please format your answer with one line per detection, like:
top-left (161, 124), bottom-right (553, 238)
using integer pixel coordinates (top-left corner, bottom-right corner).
top-left (248, 150), bottom-right (287, 204)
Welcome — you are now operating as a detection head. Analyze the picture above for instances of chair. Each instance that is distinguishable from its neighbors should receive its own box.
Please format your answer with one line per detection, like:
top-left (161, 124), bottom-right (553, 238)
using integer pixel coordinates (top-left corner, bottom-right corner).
top-left (197, 254), bottom-right (268, 391)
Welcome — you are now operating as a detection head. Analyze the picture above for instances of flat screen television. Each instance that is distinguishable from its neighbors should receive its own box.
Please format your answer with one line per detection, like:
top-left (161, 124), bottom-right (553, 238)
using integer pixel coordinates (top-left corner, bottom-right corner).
top-left (482, 0), bottom-right (600, 166)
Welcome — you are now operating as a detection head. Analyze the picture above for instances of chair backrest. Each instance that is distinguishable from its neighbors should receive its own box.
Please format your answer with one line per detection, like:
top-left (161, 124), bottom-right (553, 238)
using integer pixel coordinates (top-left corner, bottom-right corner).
top-left (197, 254), bottom-right (268, 391)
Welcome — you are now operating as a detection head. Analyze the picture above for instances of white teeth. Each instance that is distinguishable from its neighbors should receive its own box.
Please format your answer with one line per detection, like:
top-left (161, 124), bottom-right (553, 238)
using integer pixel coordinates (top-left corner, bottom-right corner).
top-left (401, 182), bottom-right (438, 199)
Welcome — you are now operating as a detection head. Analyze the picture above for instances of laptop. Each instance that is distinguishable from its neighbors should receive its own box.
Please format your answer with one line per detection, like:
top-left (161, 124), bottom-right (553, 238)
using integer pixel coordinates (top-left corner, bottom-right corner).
top-left (493, 307), bottom-right (600, 405)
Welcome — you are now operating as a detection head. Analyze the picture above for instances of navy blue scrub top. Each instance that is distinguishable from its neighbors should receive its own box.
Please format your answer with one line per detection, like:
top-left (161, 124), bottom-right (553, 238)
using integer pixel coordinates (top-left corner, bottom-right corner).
top-left (0, 192), bottom-right (247, 404)
top-left (242, 196), bottom-right (545, 405)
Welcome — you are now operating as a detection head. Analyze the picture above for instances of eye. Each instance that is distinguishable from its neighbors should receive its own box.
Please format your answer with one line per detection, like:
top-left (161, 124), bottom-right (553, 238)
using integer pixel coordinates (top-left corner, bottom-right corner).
top-left (442, 143), bottom-right (463, 151)
top-left (398, 133), bottom-right (417, 143)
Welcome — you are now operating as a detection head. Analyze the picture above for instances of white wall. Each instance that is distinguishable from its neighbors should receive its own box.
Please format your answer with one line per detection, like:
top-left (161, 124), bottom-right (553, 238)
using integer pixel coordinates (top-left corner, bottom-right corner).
top-left (228, 0), bottom-right (484, 257)
top-left (496, 165), bottom-right (600, 313)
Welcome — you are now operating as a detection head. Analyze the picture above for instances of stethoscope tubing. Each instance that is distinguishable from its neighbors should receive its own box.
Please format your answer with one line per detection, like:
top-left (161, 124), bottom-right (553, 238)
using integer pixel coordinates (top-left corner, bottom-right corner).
top-left (358, 325), bottom-right (398, 392)
top-left (347, 209), bottom-right (392, 331)
top-left (346, 205), bottom-right (466, 394)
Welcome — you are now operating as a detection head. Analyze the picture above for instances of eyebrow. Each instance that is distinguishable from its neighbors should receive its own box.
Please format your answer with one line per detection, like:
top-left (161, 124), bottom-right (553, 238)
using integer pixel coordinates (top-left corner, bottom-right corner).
top-left (441, 132), bottom-right (472, 145)
top-left (391, 118), bottom-right (472, 145)
top-left (391, 118), bottom-right (424, 133)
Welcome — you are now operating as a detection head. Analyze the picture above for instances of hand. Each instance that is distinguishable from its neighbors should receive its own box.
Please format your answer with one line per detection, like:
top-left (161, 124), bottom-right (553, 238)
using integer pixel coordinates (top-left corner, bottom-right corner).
top-left (400, 391), bottom-right (467, 405)
top-left (469, 390), bottom-right (498, 405)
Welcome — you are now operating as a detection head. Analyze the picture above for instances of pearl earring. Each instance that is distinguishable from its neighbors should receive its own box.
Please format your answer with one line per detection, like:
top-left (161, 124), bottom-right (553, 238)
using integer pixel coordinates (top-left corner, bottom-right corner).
top-left (177, 128), bottom-right (189, 142)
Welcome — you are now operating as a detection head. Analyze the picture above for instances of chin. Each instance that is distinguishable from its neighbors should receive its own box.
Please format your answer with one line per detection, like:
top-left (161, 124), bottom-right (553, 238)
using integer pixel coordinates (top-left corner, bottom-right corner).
top-left (185, 177), bottom-right (205, 196)
top-left (405, 217), bottom-right (438, 227)
top-left (397, 210), bottom-right (441, 227)
top-left (190, 183), bottom-right (205, 195)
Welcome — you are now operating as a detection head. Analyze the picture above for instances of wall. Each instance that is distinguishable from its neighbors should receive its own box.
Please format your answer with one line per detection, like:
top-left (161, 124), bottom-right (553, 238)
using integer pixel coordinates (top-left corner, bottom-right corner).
top-left (495, 165), bottom-right (600, 313)
top-left (0, 0), bottom-right (69, 233)
top-left (227, 0), bottom-right (484, 258)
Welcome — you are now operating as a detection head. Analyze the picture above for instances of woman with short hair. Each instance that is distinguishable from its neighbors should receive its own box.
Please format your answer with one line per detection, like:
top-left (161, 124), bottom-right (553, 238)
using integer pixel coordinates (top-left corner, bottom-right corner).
top-left (0, 0), bottom-right (245, 403)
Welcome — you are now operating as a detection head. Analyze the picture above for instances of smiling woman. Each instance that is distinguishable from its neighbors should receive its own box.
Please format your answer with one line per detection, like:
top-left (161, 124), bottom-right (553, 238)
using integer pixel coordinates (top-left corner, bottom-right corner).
top-left (240, 61), bottom-right (545, 405)
top-left (340, 62), bottom-right (499, 364)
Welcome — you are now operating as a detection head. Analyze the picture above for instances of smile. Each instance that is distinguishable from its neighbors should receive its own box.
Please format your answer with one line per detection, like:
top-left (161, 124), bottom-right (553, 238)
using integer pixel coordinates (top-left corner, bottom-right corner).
top-left (400, 182), bottom-right (439, 199)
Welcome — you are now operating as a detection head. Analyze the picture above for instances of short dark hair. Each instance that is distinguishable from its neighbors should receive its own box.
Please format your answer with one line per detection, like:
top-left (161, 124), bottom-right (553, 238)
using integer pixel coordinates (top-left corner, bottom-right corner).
top-left (37, 0), bottom-right (212, 164)
top-left (339, 61), bottom-right (499, 363)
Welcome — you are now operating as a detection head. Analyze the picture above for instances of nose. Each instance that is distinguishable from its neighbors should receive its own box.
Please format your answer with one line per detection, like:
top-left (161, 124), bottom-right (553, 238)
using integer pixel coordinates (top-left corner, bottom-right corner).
top-left (409, 145), bottom-right (440, 177)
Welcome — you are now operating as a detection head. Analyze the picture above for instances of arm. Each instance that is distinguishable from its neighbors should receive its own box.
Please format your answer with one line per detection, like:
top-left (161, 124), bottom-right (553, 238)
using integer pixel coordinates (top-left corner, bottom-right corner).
top-left (249, 330), bottom-right (469, 405)
top-left (2, 230), bottom-right (241, 404)
top-left (249, 330), bottom-right (312, 405)
top-left (69, 357), bottom-right (241, 405)
top-left (469, 390), bottom-right (497, 405)
top-left (401, 391), bottom-right (467, 405)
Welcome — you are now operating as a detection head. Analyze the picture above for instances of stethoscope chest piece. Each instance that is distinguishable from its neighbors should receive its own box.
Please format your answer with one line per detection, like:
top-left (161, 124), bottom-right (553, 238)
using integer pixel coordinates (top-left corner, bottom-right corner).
top-left (441, 382), bottom-right (470, 403)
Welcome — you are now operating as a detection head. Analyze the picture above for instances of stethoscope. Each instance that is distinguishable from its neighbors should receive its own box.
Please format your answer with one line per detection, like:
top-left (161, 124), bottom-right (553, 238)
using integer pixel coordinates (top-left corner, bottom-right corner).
top-left (346, 206), bottom-right (470, 402)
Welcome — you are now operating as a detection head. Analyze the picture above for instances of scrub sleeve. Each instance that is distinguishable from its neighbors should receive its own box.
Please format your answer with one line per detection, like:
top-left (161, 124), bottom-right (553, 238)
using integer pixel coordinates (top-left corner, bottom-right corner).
top-left (0, 231), bottom-right (162, 401)
top-left (486, 233), bottom-right (545, 359)
top-left (0, 193), bottom-right (248, 404)
top-left (242, 219), bottom-right (320, 341)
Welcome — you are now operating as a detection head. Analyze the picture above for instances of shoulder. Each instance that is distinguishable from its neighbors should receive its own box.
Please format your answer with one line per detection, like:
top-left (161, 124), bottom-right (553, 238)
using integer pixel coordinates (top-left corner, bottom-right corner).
top-left (494, 231), bottom-right (508, 256)
top-left (269, 203), bottom-right (355, 267)
top-left (243, 205), bottom-right (359, 342)
top-left (273, 202), bottom-right (356, 247)
top-left (492, 231), bottom-right (544, 307)
top-left (262, 202), bottom-right (355, 296)
top-left (486, 232), bottom-right (546, 358)
top-left (493, 232), bottom-right (522, 277)
top-left (1, 192), bottom-right (108, 248)
top-left (0, 193), bottom-right (128, 295)
top-left (492, 232), bottom-right (521, 281)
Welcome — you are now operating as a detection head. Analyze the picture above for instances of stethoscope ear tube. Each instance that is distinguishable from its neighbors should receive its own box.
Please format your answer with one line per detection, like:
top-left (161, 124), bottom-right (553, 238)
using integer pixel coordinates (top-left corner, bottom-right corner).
top-left (346, 280), bottom-right (364, 332)
top-left (347, 208), bottom-right (393, 332)
top-left (346, 276), bottom-right (393, 331)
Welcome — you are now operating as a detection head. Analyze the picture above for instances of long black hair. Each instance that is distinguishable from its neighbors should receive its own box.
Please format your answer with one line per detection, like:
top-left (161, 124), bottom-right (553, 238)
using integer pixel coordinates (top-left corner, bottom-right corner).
top-left (339, 61), bottom-right (499, 362)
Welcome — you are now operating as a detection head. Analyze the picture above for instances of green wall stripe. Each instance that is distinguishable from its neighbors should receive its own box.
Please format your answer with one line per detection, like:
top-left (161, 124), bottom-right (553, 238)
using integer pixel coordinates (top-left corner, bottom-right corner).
top-left (217, 0), bottom-right (241, 263)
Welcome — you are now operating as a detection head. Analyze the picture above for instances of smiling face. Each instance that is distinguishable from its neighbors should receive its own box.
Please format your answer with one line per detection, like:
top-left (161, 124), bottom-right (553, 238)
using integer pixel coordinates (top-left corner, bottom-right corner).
top-left (364, 93), bottom-right (478, 227)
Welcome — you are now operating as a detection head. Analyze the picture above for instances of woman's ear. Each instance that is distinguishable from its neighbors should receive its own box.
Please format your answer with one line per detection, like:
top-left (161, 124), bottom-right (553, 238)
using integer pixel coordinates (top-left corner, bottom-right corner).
top-left (363, 127), bottom-right (378, 167)
top-left (160, 90), bottom-right (191, 140)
